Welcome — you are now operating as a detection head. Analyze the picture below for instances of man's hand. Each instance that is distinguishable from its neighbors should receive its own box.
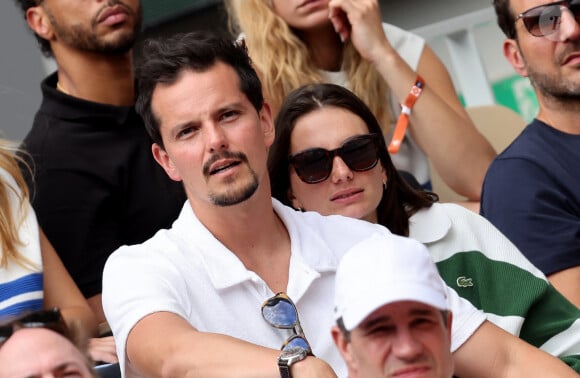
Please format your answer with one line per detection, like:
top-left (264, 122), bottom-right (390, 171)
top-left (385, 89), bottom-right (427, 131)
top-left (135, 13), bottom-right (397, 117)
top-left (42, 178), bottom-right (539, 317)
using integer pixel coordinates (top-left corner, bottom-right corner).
top-left (88, 335), bottom-right (118, 364)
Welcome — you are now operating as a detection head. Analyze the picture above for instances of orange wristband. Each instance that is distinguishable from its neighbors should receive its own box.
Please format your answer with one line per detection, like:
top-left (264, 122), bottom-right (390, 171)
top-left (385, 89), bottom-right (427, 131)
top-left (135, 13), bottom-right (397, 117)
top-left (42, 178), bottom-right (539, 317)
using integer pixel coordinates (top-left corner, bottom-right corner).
top-left (388, 75), bottom-right (425, 154)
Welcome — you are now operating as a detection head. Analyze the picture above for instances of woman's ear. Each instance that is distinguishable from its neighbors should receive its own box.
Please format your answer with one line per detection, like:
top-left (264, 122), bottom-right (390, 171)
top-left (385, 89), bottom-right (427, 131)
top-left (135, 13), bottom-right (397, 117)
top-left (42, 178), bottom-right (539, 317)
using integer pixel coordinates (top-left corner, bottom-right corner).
top-left (288, 189), bottom-right (303, 211)
top-left (381, 167), bottom-right (387, 189)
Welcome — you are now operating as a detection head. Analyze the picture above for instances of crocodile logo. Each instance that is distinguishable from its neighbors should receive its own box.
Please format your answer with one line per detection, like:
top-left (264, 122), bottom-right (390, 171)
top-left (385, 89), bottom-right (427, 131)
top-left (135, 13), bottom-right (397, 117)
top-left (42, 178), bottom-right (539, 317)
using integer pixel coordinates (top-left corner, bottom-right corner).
top-left (456, 276), bottom-right (474, 288)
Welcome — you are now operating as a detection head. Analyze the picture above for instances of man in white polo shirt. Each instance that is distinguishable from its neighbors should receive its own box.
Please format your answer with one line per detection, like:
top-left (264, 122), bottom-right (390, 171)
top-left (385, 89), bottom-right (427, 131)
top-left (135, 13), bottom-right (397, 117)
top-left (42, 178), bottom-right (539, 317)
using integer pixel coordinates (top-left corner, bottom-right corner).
top-left (102, 30), bottom-right (579, 378)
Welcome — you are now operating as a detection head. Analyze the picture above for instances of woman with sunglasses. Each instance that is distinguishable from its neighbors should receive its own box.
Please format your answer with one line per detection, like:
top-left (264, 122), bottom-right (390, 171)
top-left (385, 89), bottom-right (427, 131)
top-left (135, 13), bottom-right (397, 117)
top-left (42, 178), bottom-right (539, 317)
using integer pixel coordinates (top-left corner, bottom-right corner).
top-left (0, 139), bottom-right (118, 365)
top-left (225, 0), bottom-right (496, 203)
top-left (269, 83), bottom-right (580, 371)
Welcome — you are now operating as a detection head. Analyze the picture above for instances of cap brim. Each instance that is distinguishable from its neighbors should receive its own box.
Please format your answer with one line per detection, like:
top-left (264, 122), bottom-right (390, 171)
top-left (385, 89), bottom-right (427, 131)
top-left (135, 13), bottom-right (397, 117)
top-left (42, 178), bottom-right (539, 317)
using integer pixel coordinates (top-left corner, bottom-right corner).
top-left (341, 282), bottom-right (448, 330)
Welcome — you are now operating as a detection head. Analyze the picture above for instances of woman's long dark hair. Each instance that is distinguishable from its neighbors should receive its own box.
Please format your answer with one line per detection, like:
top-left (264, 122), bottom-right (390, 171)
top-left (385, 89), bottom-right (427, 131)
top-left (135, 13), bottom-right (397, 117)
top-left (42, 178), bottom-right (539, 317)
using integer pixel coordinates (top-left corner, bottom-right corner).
top-left (268, 83), bottom-right (438, 236)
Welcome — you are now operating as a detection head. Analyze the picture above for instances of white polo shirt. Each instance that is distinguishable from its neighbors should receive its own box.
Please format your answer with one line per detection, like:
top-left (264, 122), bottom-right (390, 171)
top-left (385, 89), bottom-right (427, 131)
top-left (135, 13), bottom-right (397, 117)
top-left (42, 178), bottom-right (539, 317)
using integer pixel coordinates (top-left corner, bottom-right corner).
top-left (103, 199), bottom-right (485, 377)
top-left (409, 202), bottom-right (580, 360)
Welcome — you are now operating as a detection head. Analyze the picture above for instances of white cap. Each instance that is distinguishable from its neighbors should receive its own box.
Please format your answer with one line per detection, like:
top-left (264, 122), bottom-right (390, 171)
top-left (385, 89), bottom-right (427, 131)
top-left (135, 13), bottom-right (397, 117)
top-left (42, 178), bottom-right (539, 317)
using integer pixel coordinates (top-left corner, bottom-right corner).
top-left (334, 234), bottom-right (449, 331)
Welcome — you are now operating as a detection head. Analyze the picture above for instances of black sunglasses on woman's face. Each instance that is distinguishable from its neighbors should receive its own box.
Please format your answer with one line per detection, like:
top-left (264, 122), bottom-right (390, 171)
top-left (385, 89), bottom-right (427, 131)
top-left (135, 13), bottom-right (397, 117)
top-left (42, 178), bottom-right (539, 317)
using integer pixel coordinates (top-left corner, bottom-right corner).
top-left (289, 133), bottom-right (381, 184)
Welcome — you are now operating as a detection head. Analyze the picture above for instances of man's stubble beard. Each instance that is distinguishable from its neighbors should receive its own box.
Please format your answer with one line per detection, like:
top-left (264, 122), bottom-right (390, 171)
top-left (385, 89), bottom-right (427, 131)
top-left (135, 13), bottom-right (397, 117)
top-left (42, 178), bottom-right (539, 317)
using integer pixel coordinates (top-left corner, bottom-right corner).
top-left (208, 170), bottom-right (259, 207)
top-left (45, 0), bottom-right (142, 55)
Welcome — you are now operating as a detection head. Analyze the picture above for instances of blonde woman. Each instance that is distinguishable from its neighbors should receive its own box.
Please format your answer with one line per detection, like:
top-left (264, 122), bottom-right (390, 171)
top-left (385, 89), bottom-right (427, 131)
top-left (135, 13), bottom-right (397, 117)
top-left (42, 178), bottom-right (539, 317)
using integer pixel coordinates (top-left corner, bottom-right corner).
top-left (0, 140), bottom-right (117, 364)
top-left (225, 0), bottom-right (496, 201)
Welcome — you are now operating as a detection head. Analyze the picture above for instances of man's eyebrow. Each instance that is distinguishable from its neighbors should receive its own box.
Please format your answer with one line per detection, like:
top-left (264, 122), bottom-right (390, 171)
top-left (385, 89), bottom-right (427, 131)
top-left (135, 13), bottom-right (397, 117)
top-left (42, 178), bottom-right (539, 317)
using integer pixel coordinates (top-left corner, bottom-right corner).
top-left (360, 307), bottom-right (438, 328)
top-left (360, 315), bottom-right (393, 330)
top-left (169, 100), bottom-right (247, 131)
top-left (215, 100), bottom-right (246, 114)
top-left (408, 308), bottom-right (437, 317)
top-left (171, 120), bottom-right (200, 133)
top-left (24, 362), bottom-right (82, 378)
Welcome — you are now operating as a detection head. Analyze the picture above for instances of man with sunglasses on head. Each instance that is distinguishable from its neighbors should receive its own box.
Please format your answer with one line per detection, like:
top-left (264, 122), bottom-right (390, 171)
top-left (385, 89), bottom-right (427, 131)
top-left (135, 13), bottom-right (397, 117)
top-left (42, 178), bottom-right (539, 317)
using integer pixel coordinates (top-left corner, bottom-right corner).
top-left (332, 235), bottom-right (454, 378)
top-left (482, 0), bottom-right (580, 308)
top-left (0, 309), bottom-right (97, 378)
top-left (102, 31), bottom-right (578, 377)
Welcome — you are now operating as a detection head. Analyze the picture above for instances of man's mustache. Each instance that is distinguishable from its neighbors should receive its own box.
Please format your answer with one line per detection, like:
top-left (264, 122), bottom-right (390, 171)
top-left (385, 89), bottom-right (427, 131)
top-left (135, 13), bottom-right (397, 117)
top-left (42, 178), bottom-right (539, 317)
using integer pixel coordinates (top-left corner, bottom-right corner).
top-left (203, 151), bottom-right (249, 176)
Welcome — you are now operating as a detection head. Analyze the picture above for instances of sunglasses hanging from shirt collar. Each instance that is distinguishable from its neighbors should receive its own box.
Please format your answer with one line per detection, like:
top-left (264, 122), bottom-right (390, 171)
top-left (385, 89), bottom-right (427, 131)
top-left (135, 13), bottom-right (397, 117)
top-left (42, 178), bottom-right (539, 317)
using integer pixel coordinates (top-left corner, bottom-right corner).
top-left (261, 292), bottom-right (313, 355)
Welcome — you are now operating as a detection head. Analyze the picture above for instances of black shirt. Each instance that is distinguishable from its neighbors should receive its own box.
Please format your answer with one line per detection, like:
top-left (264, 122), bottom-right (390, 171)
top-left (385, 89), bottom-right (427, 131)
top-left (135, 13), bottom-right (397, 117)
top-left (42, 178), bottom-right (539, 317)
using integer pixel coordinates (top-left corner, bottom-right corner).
top-left (21, 72), bottom-right (186, 297)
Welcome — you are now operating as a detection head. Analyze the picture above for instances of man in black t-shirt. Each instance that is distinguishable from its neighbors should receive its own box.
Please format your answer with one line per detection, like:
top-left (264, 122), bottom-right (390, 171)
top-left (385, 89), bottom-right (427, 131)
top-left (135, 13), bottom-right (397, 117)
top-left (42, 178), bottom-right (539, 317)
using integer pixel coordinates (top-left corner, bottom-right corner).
top-left (13, 0), bottom-right (186, 323)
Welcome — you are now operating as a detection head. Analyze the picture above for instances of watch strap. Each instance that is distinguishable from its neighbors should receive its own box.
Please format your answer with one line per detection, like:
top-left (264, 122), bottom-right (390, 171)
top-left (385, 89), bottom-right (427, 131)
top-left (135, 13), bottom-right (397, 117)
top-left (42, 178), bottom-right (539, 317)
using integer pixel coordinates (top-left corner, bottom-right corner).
top-left (278, 364), bottom-right (292, 378)
top-left (278, 347), bottom-right (307, 378)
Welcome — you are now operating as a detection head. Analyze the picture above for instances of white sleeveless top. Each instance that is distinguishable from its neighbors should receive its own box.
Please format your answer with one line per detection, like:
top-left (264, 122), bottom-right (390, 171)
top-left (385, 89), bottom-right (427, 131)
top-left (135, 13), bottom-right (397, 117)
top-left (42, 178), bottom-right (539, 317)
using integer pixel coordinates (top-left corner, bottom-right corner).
top-left (0, 167), bottom-right (43, 316)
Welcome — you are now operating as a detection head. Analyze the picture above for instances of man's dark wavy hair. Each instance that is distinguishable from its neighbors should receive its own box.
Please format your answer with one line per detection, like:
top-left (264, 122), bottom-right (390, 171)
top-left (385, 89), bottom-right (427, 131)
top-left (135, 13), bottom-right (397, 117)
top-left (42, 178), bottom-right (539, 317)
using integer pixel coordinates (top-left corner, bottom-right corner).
top-left (135, 31), bottom-right (264, 149)
top-left (13, 0), bottom-right (53, 57)
top-left (493, 0), bottom-right (518, 39)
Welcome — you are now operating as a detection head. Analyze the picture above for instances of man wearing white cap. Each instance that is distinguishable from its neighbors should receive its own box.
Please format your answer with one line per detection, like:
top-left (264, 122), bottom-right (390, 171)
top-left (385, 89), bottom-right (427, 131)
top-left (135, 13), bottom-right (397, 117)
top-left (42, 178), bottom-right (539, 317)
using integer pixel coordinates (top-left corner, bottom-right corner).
top-left (332, 235), bottom-right (454, 378)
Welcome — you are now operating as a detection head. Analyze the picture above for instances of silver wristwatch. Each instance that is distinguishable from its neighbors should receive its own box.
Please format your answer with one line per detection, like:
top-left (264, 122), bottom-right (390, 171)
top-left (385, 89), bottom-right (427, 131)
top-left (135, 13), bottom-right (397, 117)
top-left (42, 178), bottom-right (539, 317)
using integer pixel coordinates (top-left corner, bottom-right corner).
top-left (278, 347), bottom-right (308, 378)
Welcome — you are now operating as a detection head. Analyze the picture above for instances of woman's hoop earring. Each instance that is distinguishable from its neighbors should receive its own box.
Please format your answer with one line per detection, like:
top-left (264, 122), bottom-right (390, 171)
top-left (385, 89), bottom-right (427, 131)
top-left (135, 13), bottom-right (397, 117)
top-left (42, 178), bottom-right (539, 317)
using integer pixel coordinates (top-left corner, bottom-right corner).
top-left (383, 180), bottom-right (387, 190)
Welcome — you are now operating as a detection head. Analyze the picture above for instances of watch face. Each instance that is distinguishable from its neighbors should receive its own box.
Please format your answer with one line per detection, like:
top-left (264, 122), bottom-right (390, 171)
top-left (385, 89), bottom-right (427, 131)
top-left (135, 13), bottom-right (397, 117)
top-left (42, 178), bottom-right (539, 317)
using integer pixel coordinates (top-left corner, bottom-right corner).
top-left (280, 346), bottom-right (308, 365)
top-left (282, 347), bottom-right (305, 357)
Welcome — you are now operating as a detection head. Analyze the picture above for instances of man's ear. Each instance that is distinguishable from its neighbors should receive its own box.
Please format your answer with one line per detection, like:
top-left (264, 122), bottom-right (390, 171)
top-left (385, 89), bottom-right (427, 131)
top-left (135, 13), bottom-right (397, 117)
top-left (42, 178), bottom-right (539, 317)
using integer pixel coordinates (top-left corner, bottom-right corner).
top-left (503, 39), bottom-right (528, 77)
top-left (26, 6), bottom-right (54, 41)
top-left (331, 326), bottom-right (359, 377)
top-left (260, 102), bottom-right (276, 147)
top-left (152, 143), bottom-right (182, 182)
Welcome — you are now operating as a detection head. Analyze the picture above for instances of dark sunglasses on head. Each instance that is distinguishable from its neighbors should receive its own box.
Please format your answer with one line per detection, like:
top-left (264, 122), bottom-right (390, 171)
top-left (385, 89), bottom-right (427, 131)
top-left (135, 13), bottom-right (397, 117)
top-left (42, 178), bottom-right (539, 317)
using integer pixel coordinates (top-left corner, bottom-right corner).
top-left (261, 292), bottom-right (313, 355)
top-left (0, 308), bottom-right (69, 346)
top-left (515, 0), bottom-right (580, 37)
top-left (288, 133), bottom-right (381, 184)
